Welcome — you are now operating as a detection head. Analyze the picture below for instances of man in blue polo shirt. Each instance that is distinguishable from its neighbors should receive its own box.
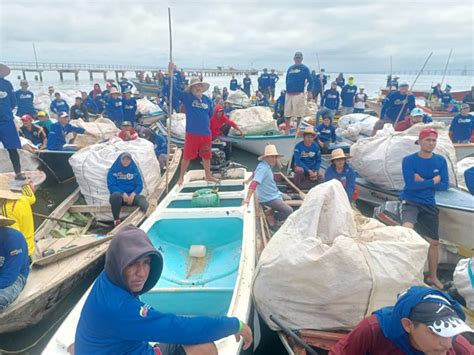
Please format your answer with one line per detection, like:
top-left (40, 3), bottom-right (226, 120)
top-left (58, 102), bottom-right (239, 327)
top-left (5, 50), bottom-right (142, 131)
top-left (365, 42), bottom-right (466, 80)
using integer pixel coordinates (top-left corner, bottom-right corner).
top-left (449, 104), bottom-right (473, 143)
top-left (105, 87), bottom-right (124, 127)
top-left (316, 81), bottom-right (340, 124)
top-left (258, 69), bottom-right (271, 97)
top-left (15, 80), bottom-right (36, 117)
top-left (268, 69), bottom-right (279, 101)
top-left (229, 75), bottom-right (238, 91)
top-left (400, 128), bottom-right (449, 290)
top-left (50, 92), bottom-right (70, 117)
top-left (242, 73), bottom-right (252, 98)
top-left (284, 51), bottom-right (312, 135)
top-left (47, 112), bottom-right (86, 151)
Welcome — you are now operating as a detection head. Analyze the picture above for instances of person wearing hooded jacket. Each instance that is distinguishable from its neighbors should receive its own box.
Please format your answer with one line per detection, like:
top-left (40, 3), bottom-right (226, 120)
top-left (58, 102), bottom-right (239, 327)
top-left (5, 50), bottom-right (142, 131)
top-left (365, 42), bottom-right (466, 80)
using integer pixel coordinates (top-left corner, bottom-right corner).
top-left (330, 286), bottom-right (473, 354)
top-left (75, 225), bottom-right (253, 355)
top-left (210, 104), bottom-right (243, 141)
top-left (107, 153), bottom-right (149, 226)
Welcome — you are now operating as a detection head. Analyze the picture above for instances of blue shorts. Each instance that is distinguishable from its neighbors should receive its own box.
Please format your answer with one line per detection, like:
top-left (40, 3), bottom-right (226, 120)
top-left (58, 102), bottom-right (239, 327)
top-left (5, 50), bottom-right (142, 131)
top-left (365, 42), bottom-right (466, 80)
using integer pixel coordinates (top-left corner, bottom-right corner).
top-left (0, 120), bottom-right (22, 149)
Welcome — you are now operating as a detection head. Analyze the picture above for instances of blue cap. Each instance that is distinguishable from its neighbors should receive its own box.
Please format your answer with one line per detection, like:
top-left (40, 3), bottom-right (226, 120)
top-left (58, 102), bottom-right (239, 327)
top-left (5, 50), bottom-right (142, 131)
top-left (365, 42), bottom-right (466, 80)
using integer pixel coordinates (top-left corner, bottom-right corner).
top-left (410, 108), bottom-right (424, 116)
top-left (399, 82), bottom-right (409, 88)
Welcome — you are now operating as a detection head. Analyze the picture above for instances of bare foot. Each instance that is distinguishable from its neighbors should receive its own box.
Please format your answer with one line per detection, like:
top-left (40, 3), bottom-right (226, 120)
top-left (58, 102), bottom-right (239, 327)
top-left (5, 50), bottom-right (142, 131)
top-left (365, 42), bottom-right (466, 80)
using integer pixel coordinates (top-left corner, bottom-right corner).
top-left (177, 177), bottom-right (184, 186)
top-left (205, 175), bottom-right (220, 184)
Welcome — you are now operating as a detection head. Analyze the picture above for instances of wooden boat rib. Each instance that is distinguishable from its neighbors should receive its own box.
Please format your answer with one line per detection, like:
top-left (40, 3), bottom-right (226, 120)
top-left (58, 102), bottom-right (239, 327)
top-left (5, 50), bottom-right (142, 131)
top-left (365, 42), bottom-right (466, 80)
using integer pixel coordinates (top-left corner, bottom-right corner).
top-left (454, 143), bottom-right (474, 161)
top-left (0, 147), bottom-right (182, 334)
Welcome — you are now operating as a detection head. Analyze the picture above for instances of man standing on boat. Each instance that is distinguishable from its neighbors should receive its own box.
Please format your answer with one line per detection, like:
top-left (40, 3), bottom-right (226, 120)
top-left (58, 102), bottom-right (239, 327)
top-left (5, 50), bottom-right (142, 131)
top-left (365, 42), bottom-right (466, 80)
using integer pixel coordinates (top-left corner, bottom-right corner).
top-left (258, 68), bottom-right (270, 97)
top-left (242, 73), bottom-right (252, 98)
top-left (284, 52), bottom-right (312, 135)
top-left (340, 77), bottom-right (357, 116)
top-left (0, 64), bottom-right (26, 180)
top-left (268, 69), bottom-right (279, 102)
top-left (75, 225), bottom-right (253, 354)
top-left (375, 82), bottom-right (416, 135)
top-left (400, 128), bottom-right (449, 290)
top-left (330, 286), bottom-right (473, 354)
top-left (229, 75), bottom-right (238, 91)
top-left (168, 63), bottom-right (218, 185)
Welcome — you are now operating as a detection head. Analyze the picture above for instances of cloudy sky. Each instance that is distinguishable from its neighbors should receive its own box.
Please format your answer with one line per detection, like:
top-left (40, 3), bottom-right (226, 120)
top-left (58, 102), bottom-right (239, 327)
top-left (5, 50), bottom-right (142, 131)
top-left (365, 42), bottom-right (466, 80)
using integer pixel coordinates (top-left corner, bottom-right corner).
top-left (0, 0), bottom-right (472, 73)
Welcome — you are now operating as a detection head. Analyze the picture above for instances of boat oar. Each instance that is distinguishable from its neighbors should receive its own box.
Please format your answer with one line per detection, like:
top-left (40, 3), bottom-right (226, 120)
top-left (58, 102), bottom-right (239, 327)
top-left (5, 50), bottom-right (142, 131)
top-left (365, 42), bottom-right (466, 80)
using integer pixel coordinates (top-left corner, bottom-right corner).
top-left (269, 315), bottom-right (319, 355)
top-left (32, 212), bottom-right (108, 228)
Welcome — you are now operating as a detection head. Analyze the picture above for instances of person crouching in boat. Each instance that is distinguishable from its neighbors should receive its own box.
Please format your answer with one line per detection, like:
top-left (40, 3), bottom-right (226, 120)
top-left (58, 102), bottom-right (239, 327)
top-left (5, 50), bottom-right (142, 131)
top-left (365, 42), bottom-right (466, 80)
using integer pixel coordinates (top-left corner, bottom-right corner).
top-left (118, 121), bottom-right (138, 142)
top-left (293, 127), bottom-right (322, 189)
top-left (400, 128), bottom-right (449, 290)
top-left (243, 145), bottom-right (293, 223)
top-left (107, 153), bottom-right (149, 227)
top-left (395, 108), bottom-right (426, 132)
top-left (324, 148), bottom-right (358, 202)
top-left (154, 131), bottom-right (168, 172)
top-left (0, 215), bottom-right (29, 311)
top-left (330, 286), bottom-right (473, 354)
top-left (47, 112), bottom-right (86, 151)
top-left (449, 104), bottom-right (473, 144)
top-left (210, 104), bottom-right (243, 141)
top-left (19, 114), bottom-right (47, 150)
top-left (74, 225), bottom-right (253, 354)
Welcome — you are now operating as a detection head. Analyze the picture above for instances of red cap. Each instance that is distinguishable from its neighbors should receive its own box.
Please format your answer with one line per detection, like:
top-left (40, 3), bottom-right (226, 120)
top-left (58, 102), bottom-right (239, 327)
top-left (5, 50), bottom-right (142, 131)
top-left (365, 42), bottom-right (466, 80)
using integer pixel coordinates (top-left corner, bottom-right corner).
top-left (21, 114), bottom-right (33, 122)
top-left (418, 128), bottom-right (438, 141)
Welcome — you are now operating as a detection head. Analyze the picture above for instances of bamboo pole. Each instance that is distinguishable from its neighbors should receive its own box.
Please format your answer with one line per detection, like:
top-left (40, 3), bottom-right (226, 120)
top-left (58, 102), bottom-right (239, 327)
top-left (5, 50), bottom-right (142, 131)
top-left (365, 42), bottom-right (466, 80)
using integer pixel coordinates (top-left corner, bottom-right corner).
top-left (165, 7), bottom-right (173, 193)
top-left (440, 48), bottom-right (453, 87)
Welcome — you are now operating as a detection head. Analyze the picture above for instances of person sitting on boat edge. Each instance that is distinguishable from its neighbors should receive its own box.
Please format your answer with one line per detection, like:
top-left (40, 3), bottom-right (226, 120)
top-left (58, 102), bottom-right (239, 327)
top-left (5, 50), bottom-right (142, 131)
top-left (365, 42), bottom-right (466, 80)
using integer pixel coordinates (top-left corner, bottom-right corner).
top-left (293, 127), bottom-right (322, 189)
top-left (122, 90), bottom-right (138, 126)
top-left (449, 104), bottom-right (473, 144)
top-left (154, 132), bottom-right (168, 172)
top-left (50, 92), bottom-right (70, 118)
top-left (47, 112), bottom-right (86, 151)
top-left (15, 80), bottom-right (36, 117)
top-left (0, 215), bottom-right (29, 311)
top-left (375, 82), bottom-right (416, 136)
top-left (0, 175), bottom-right (36, 257)
top-left (70, 96), bottom-right (89, 122)
top-left (243, 145), bottom-right (293, 224)
top-left (74, 225), bottom-right (253, 355)
top-left (273, 90), bottom-right (286, 125)
top-left (316, 115), bottom-right (337, 154)
top-left (324, 148), bottom-right (358, 202)
top-left (19, 114), bottom-right (47, 149)
top-left (107, 152), bottom-right (149, 227)
top-left (105, 87), bottom-right (124, 128)
top-left (118, 121), bottom-right (138, 142)
top-left (210, 104), bottom-right (243, 141)
top-left (35, 111), bottom-right (53, 136)
top-left (168, 63), bottom-right (218, 186)
top-left (400, 128), bottom-right (449, 290)
top-left (395, 107), bottom-right (427, 132)
top-left (353, 86), bottom-right (367, 114)
top-left (330, 286), bottom-right (473, 355)
top-left (255, 91), bottom-right (270, 107)
top-left (81, 91), bottom-right (99, 115)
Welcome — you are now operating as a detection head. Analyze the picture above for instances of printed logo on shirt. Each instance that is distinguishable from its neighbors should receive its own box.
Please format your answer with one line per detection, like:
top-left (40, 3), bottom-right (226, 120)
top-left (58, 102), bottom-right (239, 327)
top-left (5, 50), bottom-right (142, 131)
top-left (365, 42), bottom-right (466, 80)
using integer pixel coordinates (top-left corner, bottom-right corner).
top-left (288, 69), bottom-right (301, 74)
top-left (394, 99), bottom-right (408, 105)
top-left (19, 93), bottom-right (32, 99)
top-left (0, 256), bottom-right (4, 267)
top-left (191, 100), bottom-right (209, 110)
top-left (433, 169), bottom-right (439, 174)
top-left (113, 172), bottom-right (135, 180)
top-left (0, 91), bottom-right (8, 99)
top-left (300, 151), bottom-right (316, 158)
top-left (458, 118), bottom-right (471, 123)
top-left (139, 304), bottom-right (151, 317)
top-left (10, 249), bottom-right (23, 256)
top-left (327, 94), bottom-right (337, 99)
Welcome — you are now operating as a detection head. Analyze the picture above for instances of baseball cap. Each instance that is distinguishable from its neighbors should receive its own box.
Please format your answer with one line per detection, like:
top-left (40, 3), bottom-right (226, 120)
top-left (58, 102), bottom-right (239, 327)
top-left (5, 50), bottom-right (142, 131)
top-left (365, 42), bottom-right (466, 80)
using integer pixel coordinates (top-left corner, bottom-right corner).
top-left (410, 108), bottom-right (424, 117)
top-left (122, 121), bottom-right (131, 127)
top-left (21, 114), bottom-right (33, 122)
top-left (409, 301), bottom-right (473, 338)
top-left (415, 128), bottom-right (438, 144)
top-left (461, 103), bottom-right (470, 110)
top-left (399, 82), bottom-right (409, 88)
top-left (37, 111), bottom-right (46, 117)
top-left (59, 112), bottom-right (69, 118)
top-left (294, 51), bottom-right (303, 58)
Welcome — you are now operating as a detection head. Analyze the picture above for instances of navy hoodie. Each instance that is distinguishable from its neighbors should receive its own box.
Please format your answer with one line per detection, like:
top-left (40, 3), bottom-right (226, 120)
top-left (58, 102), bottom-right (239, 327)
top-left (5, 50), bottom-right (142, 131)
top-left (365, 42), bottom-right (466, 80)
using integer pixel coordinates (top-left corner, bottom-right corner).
top-left (285, 64), bottom-right (311, 94)
top-left (341, 84), bottom-right (358, 108)
top-left (321, 89), bottom-right (340, 110)
top-left (15, 89), bottom-right (36, 116)
top-left (75, 226), bottom-right (239, 354)
top-left (381, 91), bottom-right (416, 122)
top-left (107, 153), bottom-right (144, 195)
top-left (122, 97), bottom-right (137, 123)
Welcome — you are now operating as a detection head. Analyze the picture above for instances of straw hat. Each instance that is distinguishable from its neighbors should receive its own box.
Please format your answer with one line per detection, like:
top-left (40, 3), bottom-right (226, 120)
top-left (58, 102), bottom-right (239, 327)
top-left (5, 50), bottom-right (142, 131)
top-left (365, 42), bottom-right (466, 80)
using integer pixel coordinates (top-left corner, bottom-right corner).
top-left (0, 215), bottom-right (15, 227)
top-left (0, 64), bottom-right (11, 79)
top-left (330, 148), bottom-right (350, 161)
top-left (258, 144), bottom-right (283, 161)
top-left (109, 87), bottom-right (120, 95)
top-left (186, 77), bottom-right (210, 92)
top-left (298, 126), bottom-right (319, 137)
top-left (0, 176), bottom-right (22, 200)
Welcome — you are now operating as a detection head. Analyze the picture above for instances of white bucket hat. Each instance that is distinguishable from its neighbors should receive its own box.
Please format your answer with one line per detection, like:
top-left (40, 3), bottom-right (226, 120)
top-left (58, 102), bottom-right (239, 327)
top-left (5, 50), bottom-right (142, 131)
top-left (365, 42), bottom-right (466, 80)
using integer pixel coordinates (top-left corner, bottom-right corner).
top-left (186, 77), bottom-right (210, 92)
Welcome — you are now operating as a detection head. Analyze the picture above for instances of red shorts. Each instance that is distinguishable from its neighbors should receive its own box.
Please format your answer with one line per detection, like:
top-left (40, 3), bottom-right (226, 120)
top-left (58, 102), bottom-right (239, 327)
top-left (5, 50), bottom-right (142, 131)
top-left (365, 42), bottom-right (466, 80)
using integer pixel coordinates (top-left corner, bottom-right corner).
top-left (183, 133), bottom-right (212, 160)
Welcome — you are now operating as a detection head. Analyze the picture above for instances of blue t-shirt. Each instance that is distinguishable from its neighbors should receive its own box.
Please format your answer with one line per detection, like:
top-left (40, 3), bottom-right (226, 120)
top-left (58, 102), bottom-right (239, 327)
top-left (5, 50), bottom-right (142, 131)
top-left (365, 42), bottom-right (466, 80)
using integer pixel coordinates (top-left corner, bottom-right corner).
top-left (175, 90), bottom-right (213, 135)
top-left (50, 99), bottom-right (70, 115)
top-left (105, 97), bottom-right (124, 123)
top-left (285, 64), bottom-right (311, 94)
top-left (400, 153), bottom-right (449, 205)
top-left (229, 79), bottom-right (238, 91)
top-left (0, 78), bottom-right (16, 122)
top-left (381, 92), bottom-right (416, 122)
top-left (449, 114), bottom-right (473, 142)
top-left (268, 73), bottom-right (279, 88)
top-left (15, 90), bottom-right (36, 116)
top-left (316, 123), bottom-right (337, 143)
top-left (253, 160), bottom-right (282, 203)
top-left (119, 81), bottom-right (133, 93)
top-left (341, 85), bottom-right (358, 108)
top-left (293, 141), bottom-right (321, 172)
top-left (0, 227), bottom-right (30, 289)
top-left (441, 93), bottom-right (452, 105)
top-left (258, 73), bottom-right (271, 90)
top-left (321, 89), bottom-right (340, 110)
top-left (47, 122), bottom-right (85, 150)
top-left (243, 78), bottom-right (251, 91)
top-left (154, 133), bottom-right (167, 156)
top-left (122, 97), bottom-right (137, 123)
top-left (324, 163), bottom-right (356, 201)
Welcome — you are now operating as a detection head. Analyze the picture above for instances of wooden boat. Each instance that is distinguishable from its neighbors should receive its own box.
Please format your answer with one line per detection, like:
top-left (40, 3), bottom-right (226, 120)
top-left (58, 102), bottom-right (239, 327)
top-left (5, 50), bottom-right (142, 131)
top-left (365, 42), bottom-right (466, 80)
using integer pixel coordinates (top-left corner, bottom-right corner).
top-left (273, 172), bottom-right (306, 208)
top-left (34, 149), bottom-right (76, 184)
top-left (2, 170), bottom-right (47, 190)
top-left (43, 167), bottom-right (255, 354)
top-left (0, 147), bottom-right (182, 335)
top-left (381, 88), bottom-right (470, 101)
top-left (417, 104), bottom-right (456, 119)
top-left (131, 79), bottom-right (160, 97)
top-left (366, 99), bottom-right (382, 117)
top-left (454, 143), bottom-right (474, 161)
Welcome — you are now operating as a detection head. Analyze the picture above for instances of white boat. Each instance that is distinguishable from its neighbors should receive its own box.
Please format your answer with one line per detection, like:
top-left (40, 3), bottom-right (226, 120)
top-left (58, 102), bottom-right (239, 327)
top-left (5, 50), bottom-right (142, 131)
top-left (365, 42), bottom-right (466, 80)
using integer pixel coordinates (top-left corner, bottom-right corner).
top-left (454, 143), bottom-right (474, 161)
top-left (43, 167), bottom-right (256, 355)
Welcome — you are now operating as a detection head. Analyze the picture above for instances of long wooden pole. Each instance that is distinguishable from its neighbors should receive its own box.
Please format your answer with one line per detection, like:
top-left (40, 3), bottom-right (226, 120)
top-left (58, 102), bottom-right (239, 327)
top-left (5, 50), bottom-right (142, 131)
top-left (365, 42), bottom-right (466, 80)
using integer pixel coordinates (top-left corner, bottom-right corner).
top-left (316, 53), bottom-right (324, 99)
top-left (165, 7), bottom-right (173, 193)
top-left (393, 52), bottom-right (433, 125)
top-left (440, 48), bottom-right (453, 87)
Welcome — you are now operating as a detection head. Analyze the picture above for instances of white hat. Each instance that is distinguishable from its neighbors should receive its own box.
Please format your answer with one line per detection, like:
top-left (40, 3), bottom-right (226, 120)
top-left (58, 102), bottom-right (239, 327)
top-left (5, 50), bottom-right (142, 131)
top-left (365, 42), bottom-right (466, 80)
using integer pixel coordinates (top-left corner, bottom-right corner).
top-left (258, 144), bottom-right (283, 161)
top-left (186, 77), bottom-right (210, 92)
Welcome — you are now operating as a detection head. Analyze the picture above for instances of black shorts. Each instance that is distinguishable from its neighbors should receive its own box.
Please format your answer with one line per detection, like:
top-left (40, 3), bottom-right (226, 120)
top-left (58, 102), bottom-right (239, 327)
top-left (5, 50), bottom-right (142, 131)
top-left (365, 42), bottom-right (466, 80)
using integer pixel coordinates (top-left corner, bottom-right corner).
top-left (400, 201), bottom-right (439, 240)
top-left (155, 344), bottom-right (186, 355)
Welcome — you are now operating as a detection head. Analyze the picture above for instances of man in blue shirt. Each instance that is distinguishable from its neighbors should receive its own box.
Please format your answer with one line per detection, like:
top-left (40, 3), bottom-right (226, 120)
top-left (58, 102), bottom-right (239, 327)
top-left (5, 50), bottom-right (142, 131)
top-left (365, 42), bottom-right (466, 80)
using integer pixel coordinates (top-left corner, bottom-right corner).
top-left (0, 64), bottom-right (25, 180)
top-left (47, 112), bottom-right (86, 151)
top-left (293, 127), bottom-right (322, 189)
top-left (229, 75), bottom-right (238, 91)
top-left (273, 90), bottom-right (286, 125)
top-left (75, 225), bottom-right (253, 354)
top-left (242, 73), bottom-right (252, 98)
top-left (284, 51), bottom-right (312, 135)
top-left (340, 77), bottom-right (358, 116)
top-left (312, 69), bottom-right (327, 104)
top-left (70, 97), bottom-right (89, 121)
top-left (15, 80), bottom-right (36, 117)
top-left (50, 92), bottom-right (70, 117)
top-left (316, 115), bottom-right (337, 154)
top-left (258, 68), bottom-right (270, 97)
top-left (375, 82), bottom-right (416, 135)
top-left (105, 87), bottom-right (124, 128)
top-left (81, 91), bottom-right (98, 114)
top-left (449, 104), bottom-right (473, 143)
top-left (119, 77), bottom-right (133, 93)
top-left (400, 128), bottom-right (449, 290)
top-left (268, 69), bottom-right (279, 101)
top-left (255, 91), bottom-right (270, 107)
top-left (441, 85), bottom-right (453, 109)
top-left (122, 90), bottom-right (137, 126)
top-left (316, 82), bottom-right (340, 124)
top-left (0, 215), bottom-right (30, 311)
top-left (243, 145), bottom-right (293, 224)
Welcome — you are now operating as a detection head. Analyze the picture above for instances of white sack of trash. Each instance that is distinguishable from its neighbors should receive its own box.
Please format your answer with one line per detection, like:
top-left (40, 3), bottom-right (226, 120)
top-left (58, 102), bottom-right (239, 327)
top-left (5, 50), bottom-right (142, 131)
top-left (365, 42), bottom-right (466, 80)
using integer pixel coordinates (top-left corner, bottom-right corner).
top-left (229, 107), bottom-right (278, 135)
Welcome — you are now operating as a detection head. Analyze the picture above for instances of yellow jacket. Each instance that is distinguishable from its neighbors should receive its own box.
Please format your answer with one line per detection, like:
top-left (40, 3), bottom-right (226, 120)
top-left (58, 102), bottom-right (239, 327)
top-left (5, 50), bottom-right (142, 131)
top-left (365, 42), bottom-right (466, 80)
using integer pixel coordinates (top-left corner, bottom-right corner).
top-left (1, 184), bottom-right (36, 256)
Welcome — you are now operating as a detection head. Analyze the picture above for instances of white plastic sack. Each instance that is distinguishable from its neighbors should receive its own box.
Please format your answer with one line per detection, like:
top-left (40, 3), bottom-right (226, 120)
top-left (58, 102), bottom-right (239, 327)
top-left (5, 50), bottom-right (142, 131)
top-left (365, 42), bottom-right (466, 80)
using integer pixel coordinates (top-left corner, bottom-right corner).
top-left (167, 113), bottom-right (186, 140)
top-left (229, 107), bottom-right (278, 135)
top-left (456, 157), bottom-right (474, 191)
top-left (453, 258), bottom-right (474, 310)
top-left (350, 123), bottom-right (457, 190)
top-left (32, 89), bottom-right (82, 117)
top-left (71, 117), bottom-right (120, 146)
top-left (227, 90), bottom-right (251, 108)
top-left (253, 180), bottom-right (428, 331)
top-left (137, 98), bottom-right (160, 114)
top-left (336, 114), bottom-right (379, 141)
top-left (69, 138), bottom-right (160, 220)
